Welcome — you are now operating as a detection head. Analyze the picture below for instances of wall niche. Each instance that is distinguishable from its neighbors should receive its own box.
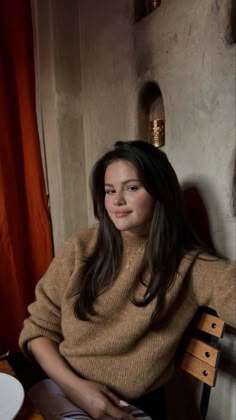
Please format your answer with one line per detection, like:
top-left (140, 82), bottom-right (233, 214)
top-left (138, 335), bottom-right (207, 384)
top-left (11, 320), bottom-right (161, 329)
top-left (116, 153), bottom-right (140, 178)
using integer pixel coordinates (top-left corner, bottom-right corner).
top-left (138, 81), bottom-right (165, 148)
top-left (134, 0), bottom-right (161, 22)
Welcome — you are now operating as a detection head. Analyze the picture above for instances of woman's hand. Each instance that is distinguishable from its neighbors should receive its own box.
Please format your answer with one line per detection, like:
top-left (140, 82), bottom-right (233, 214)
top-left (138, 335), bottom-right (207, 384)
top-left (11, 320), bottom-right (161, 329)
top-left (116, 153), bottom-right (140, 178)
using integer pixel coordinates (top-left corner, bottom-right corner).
top-left (29, 337), bottom-right (135, 419)
top-left (65, 378), bottom-right (135, 420)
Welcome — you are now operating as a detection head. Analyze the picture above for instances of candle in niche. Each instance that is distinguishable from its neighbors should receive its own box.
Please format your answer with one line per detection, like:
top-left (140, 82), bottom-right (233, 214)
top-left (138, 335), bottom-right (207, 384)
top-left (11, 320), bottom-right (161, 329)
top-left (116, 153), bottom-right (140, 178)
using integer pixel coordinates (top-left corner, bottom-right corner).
top-left (149, 119), bottom-right (165, 148)
top-left (149, 95), bottom-right (165, 147)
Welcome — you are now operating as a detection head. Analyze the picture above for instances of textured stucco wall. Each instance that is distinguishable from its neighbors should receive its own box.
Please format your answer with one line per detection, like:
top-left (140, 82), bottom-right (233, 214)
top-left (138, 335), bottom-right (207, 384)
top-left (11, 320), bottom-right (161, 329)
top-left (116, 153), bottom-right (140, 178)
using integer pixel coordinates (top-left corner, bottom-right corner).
top-left (33, 0), bottom-right (138, 246)
top-left (135, 0), bottom-right (236, 260)
top-left (78, 0), bottom-right (137, 225)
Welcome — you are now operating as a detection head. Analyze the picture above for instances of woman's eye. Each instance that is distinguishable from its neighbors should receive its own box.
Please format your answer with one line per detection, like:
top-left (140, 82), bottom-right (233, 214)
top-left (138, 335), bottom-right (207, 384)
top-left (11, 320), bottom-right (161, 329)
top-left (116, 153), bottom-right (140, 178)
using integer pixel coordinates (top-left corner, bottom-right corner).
top-left (105, 189), bottom-right (115, 195)
top-left (126, 186), bottom-right (138, 191)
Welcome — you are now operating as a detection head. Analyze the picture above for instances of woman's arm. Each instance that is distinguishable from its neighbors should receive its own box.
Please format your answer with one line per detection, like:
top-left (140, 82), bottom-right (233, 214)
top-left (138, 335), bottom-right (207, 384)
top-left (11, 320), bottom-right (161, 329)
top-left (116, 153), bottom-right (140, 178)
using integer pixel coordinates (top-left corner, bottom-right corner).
top-left (19, 236), bottom-right (77, 355)
top-left (191, 258), bottom-right (236, 327)
top-left (30, 337), bottom-right (135, 420)
top-left (29, 337), bottom-right (81, 390)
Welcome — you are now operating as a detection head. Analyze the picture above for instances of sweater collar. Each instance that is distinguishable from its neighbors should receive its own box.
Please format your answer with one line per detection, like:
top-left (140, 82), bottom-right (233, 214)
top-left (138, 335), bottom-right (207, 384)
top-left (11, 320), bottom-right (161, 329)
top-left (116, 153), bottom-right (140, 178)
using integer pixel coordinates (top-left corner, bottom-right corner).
top-left (121, 231), bottom-right (148, 249)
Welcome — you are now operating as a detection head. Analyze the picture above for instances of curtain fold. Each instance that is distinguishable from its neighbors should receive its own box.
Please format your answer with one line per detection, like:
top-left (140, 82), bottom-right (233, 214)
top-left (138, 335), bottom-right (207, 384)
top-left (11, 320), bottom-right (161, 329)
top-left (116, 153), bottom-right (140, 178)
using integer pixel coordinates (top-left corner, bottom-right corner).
top-left (0, 0), bottom-right (53, 351)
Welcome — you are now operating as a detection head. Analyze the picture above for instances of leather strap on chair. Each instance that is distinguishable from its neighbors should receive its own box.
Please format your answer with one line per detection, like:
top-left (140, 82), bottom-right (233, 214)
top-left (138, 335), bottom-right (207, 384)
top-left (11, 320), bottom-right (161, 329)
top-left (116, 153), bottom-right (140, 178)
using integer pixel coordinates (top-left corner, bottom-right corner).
top-left (181, 352), bottom-right (217, 387)
top-left (185, 337), bottom-right (220, 367)
top-left (196, 313), bottom-right (224, 337)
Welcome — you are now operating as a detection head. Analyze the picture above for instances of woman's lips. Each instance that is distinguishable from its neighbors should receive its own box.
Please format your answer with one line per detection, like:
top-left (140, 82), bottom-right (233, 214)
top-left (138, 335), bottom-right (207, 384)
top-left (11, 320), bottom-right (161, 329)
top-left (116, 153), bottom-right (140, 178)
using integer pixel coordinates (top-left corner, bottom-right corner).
top-left (114, 211), bottom-right (131, 218)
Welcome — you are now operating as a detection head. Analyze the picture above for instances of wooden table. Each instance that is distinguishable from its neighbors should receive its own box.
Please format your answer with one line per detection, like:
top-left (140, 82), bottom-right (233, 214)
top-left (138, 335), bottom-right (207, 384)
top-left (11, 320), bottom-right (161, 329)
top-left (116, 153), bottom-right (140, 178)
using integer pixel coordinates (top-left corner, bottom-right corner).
top-left (0, 359), bottom-right (43, 419)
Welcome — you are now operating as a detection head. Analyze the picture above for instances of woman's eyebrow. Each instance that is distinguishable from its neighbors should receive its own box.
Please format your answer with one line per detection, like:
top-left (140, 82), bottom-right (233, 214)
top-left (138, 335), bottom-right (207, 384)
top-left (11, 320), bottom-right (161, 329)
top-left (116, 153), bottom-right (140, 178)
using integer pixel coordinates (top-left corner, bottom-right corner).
top-left (105, 179), bottom-right (140, 187)
top-left (122, 179), bottom-right (140, 185)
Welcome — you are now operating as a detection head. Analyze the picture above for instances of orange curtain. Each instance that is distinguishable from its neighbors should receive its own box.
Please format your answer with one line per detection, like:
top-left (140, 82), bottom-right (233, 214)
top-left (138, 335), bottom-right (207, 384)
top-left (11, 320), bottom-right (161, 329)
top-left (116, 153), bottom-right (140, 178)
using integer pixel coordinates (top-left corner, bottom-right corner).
top-left (0, 0), bottom-right (53, 351)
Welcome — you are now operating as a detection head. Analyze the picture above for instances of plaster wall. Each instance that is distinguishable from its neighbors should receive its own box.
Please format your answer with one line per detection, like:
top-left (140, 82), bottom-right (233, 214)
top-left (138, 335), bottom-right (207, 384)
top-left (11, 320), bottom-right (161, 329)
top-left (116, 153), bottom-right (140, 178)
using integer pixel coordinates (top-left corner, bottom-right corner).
top-left (135, 0), bottom-right (236, 260)
top-left (32, 0), bottom-right (137, 246)
top-left (78, 0), bottom-right (137, 224)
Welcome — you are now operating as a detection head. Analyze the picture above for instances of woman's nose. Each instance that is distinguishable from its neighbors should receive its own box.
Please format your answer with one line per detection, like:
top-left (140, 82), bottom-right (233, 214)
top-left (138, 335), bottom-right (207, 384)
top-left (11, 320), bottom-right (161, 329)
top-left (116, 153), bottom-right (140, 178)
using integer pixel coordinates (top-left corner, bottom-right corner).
top-left (113, 193), bottom-right (126, 206)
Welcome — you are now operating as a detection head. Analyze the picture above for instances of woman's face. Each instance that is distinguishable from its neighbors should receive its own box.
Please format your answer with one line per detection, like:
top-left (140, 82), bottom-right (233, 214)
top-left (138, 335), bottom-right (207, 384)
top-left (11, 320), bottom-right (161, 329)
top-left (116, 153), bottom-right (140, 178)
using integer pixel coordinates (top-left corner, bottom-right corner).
top-left (104, 160), bottom-right (155, 236)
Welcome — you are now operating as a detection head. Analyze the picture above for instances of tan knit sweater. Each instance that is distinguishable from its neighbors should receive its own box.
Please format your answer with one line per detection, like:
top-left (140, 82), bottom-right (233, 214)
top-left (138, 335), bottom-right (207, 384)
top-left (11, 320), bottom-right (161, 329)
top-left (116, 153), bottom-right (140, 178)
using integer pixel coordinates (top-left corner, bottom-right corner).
top-left (19, 226), bottom-right (236, 400)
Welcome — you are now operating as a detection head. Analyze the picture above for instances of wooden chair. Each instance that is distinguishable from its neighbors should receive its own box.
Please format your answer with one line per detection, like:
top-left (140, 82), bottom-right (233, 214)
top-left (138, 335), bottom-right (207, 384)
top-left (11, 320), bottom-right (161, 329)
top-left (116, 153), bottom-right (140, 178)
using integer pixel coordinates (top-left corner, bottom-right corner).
top-left (180, 310), bottom-right (225, 419)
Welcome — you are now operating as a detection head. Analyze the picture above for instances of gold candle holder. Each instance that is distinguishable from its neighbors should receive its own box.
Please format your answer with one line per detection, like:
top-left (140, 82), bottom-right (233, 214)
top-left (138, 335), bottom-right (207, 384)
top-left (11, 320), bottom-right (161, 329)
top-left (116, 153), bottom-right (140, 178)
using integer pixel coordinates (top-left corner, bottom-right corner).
top-left (149, 119), bottom-right (165, 148)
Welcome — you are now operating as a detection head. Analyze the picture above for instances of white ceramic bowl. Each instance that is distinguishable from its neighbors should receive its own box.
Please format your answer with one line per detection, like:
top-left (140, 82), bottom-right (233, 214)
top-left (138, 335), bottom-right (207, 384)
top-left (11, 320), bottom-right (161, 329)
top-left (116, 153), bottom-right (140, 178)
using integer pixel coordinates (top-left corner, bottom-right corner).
top-left (0, 373), bottom-right (24, 419)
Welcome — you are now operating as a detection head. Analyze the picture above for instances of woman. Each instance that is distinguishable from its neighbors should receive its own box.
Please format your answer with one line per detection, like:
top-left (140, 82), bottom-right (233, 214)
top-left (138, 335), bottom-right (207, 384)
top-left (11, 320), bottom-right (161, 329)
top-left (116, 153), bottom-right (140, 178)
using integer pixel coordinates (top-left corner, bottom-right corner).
top-left (19, 141), bottom-right (236, 420)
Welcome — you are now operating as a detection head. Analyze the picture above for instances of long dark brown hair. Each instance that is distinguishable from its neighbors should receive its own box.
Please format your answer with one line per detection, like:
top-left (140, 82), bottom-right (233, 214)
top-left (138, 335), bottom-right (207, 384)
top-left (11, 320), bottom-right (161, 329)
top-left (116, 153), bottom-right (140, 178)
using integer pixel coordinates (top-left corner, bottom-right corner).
top-left (75, 141), bottom-right (210, 325)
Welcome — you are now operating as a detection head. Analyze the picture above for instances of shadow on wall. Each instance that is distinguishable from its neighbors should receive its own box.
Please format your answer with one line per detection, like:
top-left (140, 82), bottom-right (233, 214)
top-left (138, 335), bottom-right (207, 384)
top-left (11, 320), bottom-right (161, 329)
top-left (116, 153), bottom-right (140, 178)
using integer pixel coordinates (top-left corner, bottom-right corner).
top-left (182, 183), bottom-right (216, 253)
top-left (227, 0), bottom-right (236, 44)
top-left (181, 178), bottom-right (228, 258)
top-left (182, 145), bottom-right (236, 256)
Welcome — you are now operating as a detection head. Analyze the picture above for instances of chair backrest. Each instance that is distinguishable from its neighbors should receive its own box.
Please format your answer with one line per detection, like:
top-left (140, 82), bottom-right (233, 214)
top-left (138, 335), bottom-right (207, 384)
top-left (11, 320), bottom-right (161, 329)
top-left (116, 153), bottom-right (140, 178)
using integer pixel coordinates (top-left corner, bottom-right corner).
top-left (180, 310), bottom-right (225, 419)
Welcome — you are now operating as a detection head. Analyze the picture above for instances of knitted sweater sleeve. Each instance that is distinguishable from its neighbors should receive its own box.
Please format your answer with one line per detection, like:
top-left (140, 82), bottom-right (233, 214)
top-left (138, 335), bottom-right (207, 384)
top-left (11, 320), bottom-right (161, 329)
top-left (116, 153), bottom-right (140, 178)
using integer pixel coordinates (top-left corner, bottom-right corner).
top-left (19, 234), bottom-right (77, 357)
top-left (190, 257), bottom-right (236, 327)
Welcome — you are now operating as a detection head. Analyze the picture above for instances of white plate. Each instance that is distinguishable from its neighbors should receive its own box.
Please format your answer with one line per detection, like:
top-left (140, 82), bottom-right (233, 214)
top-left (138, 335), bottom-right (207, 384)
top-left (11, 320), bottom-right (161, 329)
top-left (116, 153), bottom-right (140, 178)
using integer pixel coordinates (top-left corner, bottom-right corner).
top-left (0, 373), bottom-right (25, 420)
